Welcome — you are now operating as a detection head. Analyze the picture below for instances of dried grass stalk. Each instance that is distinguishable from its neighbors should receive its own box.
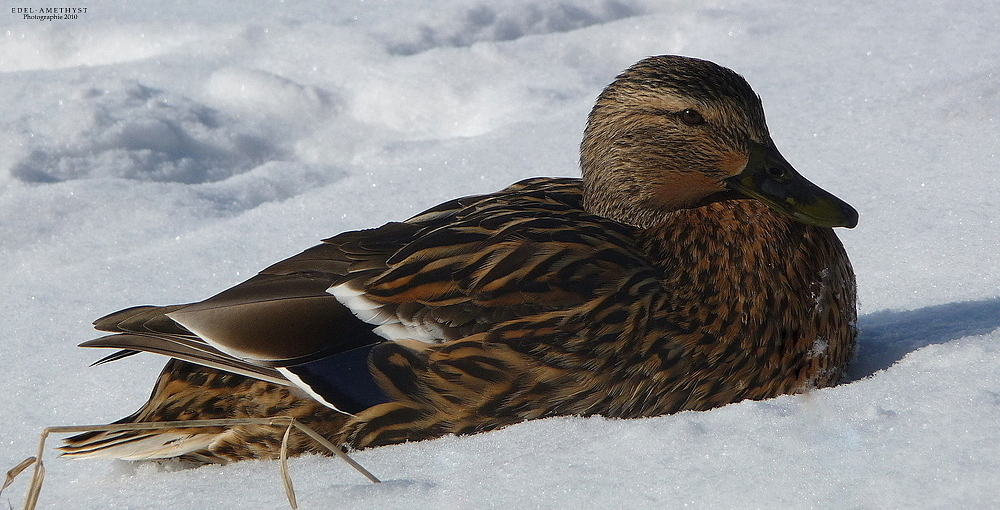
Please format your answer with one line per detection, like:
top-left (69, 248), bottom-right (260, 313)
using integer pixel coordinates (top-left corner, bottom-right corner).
top-left (5, 417), bottom-right (380, 510)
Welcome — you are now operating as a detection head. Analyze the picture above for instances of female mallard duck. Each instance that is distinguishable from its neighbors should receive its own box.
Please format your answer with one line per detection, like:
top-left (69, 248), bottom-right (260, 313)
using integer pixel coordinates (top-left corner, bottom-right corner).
top-left (62, 55), bottom-right (857, 463)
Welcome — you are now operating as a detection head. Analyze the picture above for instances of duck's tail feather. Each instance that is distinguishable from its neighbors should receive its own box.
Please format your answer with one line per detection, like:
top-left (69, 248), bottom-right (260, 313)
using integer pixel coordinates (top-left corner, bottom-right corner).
top-left (60, 359), bottom-right (349, 463)
top-left (93, 304), bottom-right (192, 334)
top-left (81, 333), bottom-right (290, 386)
top-left (91, 349), bottom-right (141, 365)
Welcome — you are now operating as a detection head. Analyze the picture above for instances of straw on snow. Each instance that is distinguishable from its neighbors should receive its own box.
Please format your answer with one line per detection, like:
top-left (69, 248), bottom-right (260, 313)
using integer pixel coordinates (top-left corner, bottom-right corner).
top-left (3, 418), bottom-right (381, 510)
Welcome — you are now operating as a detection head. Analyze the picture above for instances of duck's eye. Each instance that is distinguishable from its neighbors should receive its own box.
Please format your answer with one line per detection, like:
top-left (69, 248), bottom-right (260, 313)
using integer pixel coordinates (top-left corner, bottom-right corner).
top-left (679, 109), bottom-right (705, 126)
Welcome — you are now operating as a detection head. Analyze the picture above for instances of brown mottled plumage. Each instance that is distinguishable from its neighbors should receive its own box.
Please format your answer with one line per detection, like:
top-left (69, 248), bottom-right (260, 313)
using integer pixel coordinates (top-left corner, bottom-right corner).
top-left (62, 55), bottom-right (857, 462)
top-left (62, 359), bottom-right (348, 462)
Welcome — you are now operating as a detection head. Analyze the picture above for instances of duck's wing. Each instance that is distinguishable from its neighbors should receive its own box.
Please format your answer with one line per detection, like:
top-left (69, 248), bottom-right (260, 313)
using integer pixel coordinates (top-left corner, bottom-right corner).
top-left (80, 235), bottom-right (391, 370)
top-left (80, 178), bottom-right (645, 411)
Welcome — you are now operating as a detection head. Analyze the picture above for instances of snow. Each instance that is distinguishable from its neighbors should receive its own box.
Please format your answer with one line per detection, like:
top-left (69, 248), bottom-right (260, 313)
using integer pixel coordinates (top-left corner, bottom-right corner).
top-left (2, 0), bottom-right (999, 508)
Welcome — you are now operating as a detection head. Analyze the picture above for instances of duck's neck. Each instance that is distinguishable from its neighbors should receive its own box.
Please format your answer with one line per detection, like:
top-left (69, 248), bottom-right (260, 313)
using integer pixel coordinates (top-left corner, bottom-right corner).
top-left (582, 182), bottom-right (742, 230)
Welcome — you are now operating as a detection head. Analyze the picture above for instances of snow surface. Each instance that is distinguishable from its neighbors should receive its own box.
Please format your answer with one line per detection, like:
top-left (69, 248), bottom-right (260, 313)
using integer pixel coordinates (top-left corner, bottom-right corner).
top-left (2, 0), bottom-right (1000, 508)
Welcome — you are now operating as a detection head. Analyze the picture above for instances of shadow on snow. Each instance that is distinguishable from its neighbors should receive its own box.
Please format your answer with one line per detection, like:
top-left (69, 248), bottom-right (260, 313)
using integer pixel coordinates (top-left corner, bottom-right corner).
top-left (846, 297), bottom-right (1000, 381)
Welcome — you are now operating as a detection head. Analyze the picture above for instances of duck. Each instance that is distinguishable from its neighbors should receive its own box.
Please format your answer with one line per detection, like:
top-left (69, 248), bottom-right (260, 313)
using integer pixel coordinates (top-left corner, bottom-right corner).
top-left (61, 55), bottom-right (858, 463)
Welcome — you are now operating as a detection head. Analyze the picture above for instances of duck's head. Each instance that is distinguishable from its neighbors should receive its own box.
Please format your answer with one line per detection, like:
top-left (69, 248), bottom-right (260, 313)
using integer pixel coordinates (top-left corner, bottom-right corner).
top-left (581, 55), bottom-right (857, 229)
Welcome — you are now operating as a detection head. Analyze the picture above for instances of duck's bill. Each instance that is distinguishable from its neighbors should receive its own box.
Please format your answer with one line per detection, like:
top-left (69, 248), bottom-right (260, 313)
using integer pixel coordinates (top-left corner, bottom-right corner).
top-left (724, 142), bottom-right (858, 228)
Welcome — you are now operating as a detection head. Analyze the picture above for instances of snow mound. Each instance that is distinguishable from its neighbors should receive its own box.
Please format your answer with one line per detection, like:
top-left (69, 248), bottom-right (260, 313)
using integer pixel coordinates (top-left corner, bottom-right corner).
top-left (205, 67), bottom-right (340, 126)
top-left (0, 23), bottom-right (223, 72)
top-left (381, 0), bottom-right (644, 55)
top-left (9, 80), bottom-right (280, 184)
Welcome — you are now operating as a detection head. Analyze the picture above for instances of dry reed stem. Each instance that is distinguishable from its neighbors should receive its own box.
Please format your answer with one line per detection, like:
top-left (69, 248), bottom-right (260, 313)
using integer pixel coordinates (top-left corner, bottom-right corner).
top-left (5, 417), bottom-right (380, 510)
